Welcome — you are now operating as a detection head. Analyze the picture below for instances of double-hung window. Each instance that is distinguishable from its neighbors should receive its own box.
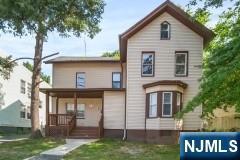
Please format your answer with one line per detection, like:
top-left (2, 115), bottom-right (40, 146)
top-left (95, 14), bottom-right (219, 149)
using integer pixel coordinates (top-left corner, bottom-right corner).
top-left (142, 52), bottom-right (154, 76)
top-left (20, 80), bottom-right (26, 94)
top-left (149, 92), bottom-right (157, 118)
top-left (27, 112), bottom-right (31, 119)
top-left (177, 93), bottom-right (181, 106)
top-left (66, 103), bottom-right (74, 114)
top-left (76, 72), bottom-right (85, 88)
top-left (20, 109), bottom-right (26, 119)
top-left (77, 104), bottom-right (85, 119)
top-left (39, 100), bottom-right (42, 108)
top-left (112, 72), bottom-right (121, 88)
top-left (27, 83), bottom-right (31, 98)
top-left (162, 92), bottom-right (172, 117)
top-left (161, 21), bottom-right (170, 39)
top-left (175, 52), bottom-right (188, 76)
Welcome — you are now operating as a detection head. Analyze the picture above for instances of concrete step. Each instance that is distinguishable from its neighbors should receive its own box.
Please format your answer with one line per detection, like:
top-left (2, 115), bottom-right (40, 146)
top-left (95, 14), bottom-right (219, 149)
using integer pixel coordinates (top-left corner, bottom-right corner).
top-left (70, 131), bottom-right (98, 135)
top-left (75, 127), bottom-right (98, 130)
top-left (73, 128), bottom-right (99, 132)
top-left (71, 131), bottom-right (98, 135)
top-left (68, 135), bottom-right (98, 139)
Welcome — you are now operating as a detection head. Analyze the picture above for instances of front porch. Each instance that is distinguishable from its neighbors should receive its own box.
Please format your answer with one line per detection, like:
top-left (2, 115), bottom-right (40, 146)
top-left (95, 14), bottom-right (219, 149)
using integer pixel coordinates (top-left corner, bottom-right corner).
top-left (42, 88), bottom-right (106, 139)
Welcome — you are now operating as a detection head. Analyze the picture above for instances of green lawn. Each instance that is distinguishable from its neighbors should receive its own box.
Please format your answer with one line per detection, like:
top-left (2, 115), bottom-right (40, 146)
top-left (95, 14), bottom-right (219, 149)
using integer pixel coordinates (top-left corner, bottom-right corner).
top-left (65, 139), bottom-right (180, 160)
top-left (0, 138), bottom-right (65, 160)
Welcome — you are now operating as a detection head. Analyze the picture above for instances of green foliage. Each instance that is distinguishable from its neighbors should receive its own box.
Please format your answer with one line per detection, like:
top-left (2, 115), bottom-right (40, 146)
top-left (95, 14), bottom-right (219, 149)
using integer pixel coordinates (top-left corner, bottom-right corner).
top-left (0, 56), bottom-right (16, 80)
top-left (0, 0), bottom-right (105, 38)
top-left (186, 8), bottom-right (211, 25)
top-left (102, 50), bottom-right (120, 59)
top-left (23, 61), bottom-right (50, 84)
top-left (177, 0), bottom-right (240, 118)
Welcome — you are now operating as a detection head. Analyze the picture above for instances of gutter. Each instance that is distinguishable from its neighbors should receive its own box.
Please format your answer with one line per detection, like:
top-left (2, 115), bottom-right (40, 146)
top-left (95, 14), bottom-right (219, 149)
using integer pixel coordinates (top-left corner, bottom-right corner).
top-left (120, 61), bottom-right (127, 141)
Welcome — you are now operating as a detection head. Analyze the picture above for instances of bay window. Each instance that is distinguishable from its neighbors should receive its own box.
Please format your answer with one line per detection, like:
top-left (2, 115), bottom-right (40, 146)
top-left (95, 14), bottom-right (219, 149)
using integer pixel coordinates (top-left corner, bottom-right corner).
top-left (149, 92), bottom-right (157, 118)
top-left (162, 92), bottom-right (172, 117)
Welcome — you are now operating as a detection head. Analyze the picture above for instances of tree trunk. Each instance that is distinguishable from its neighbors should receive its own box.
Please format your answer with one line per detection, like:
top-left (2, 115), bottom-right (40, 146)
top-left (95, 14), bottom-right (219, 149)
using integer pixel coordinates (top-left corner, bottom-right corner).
top-left (30, 32), bottom-right (44, 138)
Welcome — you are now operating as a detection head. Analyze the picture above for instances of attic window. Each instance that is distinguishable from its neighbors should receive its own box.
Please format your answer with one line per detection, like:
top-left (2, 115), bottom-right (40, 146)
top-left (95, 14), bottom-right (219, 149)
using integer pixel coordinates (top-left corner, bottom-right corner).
top-left (161, 21), bottom-right (170, 39)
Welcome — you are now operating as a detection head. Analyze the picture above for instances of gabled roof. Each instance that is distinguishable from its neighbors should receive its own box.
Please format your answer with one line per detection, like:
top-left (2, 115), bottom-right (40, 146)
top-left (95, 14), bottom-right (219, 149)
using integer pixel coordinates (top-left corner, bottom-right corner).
top-left (45, 56), bottom-right (120, 64)
top-left (119, 0), bottom-right (215, 62)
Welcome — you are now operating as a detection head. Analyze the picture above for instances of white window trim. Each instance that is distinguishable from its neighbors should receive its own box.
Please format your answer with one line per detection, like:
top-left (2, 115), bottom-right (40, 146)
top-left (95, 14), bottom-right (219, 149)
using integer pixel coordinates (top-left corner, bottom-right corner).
top-left (20, 79), bottom-right (26, 94)
top-left (149, 92), bottom-right (158, 118)
top-left (177, 92), bottom-right (181, 106)
top-left (175, 52), bottom-right (188, 76)
top-left (142, 52), bottom-right (154, 76)
top-left (77, 104), bottom-right (85, 119)
top-left (20, 111), bottom-right (26, 119)
top-left (112, 72), bottom-right (121, 88)
top-left (76, 72), bottom-right (86, 88)
top-left (66, 103), bottom-right (74, 114)
top-left (162, 92), bottom-right (173, 117)
top-left (161, 22), bottom-right (170, 39)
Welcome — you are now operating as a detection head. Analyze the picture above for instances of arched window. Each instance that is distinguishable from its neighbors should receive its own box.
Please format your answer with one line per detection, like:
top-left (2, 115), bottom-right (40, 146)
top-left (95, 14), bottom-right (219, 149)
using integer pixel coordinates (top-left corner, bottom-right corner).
top-left (161, 21), bottom-right (170, 39)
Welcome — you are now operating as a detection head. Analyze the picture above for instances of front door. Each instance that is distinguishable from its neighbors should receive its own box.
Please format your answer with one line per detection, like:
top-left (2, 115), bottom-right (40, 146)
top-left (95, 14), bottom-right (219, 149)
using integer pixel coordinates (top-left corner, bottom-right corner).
top-left (76, 103), bottom-right (102, 127)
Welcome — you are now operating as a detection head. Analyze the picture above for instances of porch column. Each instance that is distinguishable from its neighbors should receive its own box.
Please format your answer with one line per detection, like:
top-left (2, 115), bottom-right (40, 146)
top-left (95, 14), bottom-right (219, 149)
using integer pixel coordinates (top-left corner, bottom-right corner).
top-left (46, 92), bottom-right (49, 136)
top-left (56, 97), bottom-right (59, 126)
top-left (74, 92), bottom-right (77, 113)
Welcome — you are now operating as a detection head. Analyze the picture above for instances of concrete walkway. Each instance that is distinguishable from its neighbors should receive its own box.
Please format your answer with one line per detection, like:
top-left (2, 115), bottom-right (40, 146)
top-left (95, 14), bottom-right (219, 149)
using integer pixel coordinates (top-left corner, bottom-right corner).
top-left (0, 137), bottom-right (28, 143)
top-left (25, 139), bottom-right (97, 160)
top-left (0, 134), bottom-right (29, 143)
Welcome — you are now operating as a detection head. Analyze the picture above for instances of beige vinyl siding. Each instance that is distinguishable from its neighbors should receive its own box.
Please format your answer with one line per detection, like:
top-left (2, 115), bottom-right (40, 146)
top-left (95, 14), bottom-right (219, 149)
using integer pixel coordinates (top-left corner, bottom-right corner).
top-left (104, 91), bottom-right (125, 129)
top-left (53, 63), bottom-right (123, 88)
top-left (126, 12), bottom-right (203, 130)
top-left (146, 118), bottom-right (176, 130)
top-left (51, 98), bottom-right (102, 127)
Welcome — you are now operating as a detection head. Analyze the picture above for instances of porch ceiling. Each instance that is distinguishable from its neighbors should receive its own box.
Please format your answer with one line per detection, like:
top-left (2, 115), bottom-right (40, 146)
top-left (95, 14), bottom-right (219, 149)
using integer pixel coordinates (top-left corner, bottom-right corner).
top-left (40, 88), bottom-right (125, 98)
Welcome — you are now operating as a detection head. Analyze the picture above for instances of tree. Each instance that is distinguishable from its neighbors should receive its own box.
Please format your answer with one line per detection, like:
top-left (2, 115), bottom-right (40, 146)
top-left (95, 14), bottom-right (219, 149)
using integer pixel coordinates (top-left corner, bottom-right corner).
top-left (186, 8), bottom-right (211, 25)
top-left (102, 50), bottom-right (120, 59)
top-left (177, 0), bottom-right (240, 118)
top-left (23, 61), bottom-right (50, 84)
top-left (0, 0), bottom-right (105, 138)
top-left (0, 56), bottom-right (16, 80)
top-left (0, 83), bottom-right (5, 110)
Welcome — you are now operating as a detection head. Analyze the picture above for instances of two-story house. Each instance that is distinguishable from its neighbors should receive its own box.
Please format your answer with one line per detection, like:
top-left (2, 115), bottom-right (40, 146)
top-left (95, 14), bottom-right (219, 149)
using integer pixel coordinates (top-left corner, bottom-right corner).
top-left (0, 52), bottom-right (51, 134)
top-left (41, 1), bottom-right (214, 144)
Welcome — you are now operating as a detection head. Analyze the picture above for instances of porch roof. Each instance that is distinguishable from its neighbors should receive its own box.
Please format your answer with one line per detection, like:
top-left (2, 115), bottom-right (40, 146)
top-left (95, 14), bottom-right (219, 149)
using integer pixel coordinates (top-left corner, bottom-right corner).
top-left (142, 80), bottom-right (187, 89)
top-left (40, 88), bottom-right (126, 98)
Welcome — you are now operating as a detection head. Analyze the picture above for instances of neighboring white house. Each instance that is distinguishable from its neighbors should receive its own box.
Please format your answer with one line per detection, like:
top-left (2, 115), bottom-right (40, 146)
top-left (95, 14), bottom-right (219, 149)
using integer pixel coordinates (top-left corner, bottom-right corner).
top-left (0, 51), bottom-right (51, 132)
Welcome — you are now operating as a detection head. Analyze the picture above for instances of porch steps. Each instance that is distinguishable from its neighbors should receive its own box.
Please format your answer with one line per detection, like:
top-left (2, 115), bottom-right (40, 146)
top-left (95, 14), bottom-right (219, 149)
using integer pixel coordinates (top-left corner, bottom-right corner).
top-left (69, 127), bottom-right (99, 139)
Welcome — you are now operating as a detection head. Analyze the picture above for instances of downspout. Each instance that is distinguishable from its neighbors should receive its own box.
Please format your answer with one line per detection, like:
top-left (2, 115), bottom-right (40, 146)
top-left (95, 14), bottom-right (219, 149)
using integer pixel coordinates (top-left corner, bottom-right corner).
top-left (121, 61), bottom-right (127, 141)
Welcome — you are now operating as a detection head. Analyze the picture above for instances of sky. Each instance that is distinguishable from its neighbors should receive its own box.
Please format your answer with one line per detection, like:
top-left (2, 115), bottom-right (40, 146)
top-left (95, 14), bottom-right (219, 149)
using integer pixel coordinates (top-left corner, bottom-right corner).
top-left (0, 0), bottom-right (231, 77)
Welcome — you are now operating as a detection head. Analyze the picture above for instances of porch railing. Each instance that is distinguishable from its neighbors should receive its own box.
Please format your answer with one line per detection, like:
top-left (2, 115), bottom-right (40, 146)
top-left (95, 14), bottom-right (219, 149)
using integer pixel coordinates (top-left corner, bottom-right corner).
top-left (48, 114), bottom-right (76, 137)
top-left (67, 114), bottom-right (76, 136)
top-left (49, 114), bottom-right (74, 126)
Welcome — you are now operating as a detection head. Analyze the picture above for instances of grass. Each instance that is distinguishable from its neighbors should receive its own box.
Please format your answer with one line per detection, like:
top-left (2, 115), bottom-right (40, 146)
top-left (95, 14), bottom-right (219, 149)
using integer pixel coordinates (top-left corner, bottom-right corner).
top-left (0, 138), bottom-right (65, 160)
top-left (65, 139), bottom-right (179, 160)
